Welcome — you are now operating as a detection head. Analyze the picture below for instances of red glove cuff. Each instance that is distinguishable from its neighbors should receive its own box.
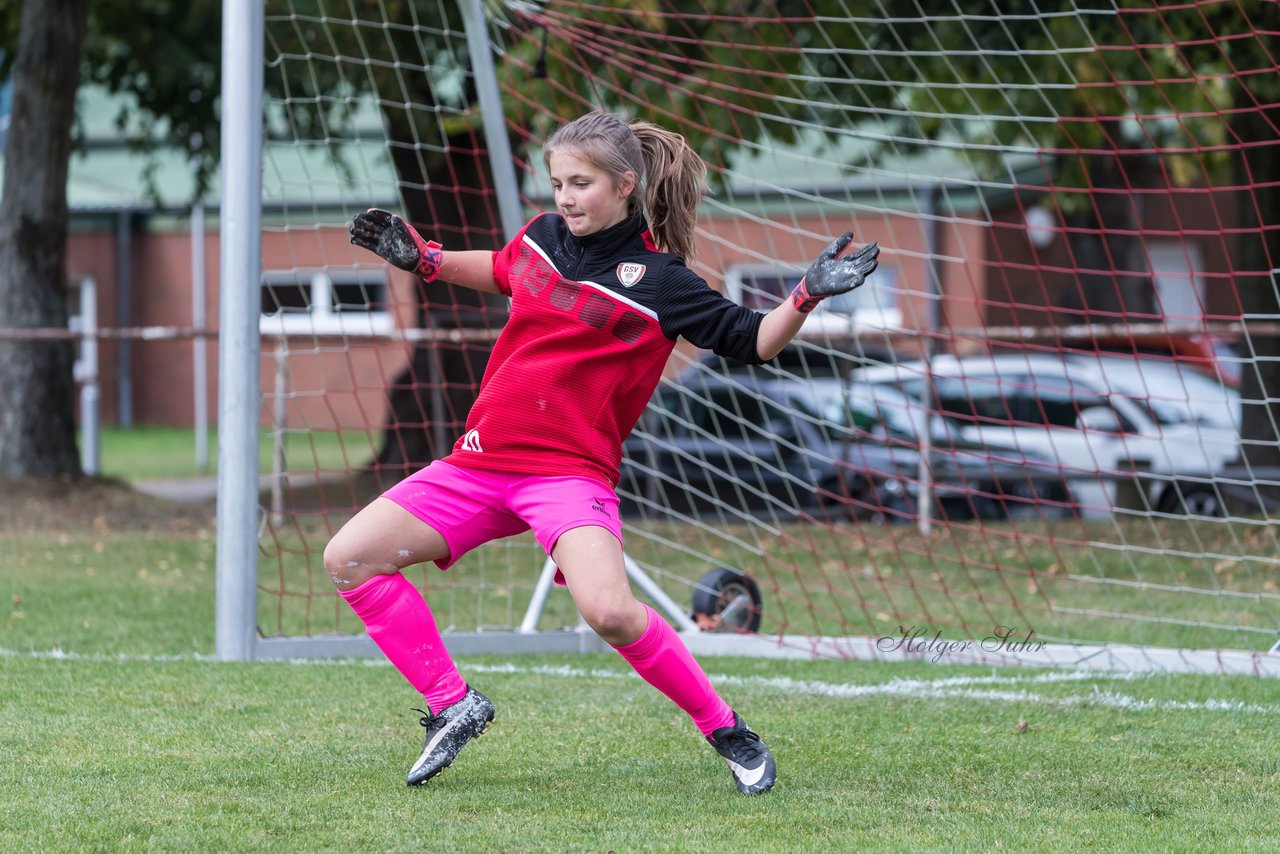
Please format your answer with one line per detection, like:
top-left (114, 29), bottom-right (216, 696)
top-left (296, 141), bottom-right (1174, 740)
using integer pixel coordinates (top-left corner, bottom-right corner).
top-left (790, 278), bottom-right (820, 313)
top-left (413, 238), bottom-right (444, 283)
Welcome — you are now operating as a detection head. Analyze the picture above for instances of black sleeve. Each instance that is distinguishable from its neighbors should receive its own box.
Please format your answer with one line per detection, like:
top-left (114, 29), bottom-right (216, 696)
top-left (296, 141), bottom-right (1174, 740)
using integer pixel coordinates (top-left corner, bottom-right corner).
top-left (655, 266), bottom-right (767, 366)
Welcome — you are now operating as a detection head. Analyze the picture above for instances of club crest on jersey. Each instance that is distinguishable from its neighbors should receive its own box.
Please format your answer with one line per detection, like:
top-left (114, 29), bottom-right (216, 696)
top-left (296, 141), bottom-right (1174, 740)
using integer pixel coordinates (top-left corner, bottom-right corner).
top-left (616, 262), bottom-right (646, 287)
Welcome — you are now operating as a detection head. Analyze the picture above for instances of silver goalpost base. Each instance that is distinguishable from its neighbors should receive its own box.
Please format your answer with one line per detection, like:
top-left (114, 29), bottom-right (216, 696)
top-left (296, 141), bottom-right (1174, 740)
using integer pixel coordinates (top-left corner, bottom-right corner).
top-left (255, 553), bottom-right (694, 659)
top-left (250, 630), bottom-right (1280, 676)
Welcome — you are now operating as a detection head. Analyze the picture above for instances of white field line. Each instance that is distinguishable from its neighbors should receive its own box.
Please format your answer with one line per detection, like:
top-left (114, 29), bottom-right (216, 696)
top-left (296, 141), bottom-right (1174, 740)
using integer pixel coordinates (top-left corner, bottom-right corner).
top-left (463, 663), bottom-right (1280, 715)
top-left (5, 647), bottom-right (1279, 714)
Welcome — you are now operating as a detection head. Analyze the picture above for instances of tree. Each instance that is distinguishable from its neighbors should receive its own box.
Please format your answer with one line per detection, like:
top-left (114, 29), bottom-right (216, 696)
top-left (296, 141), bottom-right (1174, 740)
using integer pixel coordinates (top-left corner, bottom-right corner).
top-left (0, 0), bottom-right (91, 478)
top-left (0, 0), bottom-right (220, 479)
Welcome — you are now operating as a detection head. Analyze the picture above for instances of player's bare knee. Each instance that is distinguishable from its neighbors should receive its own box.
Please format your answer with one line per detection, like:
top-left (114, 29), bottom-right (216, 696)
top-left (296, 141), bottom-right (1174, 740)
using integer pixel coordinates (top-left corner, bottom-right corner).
top-left (582, 601), bottom-right (646, 645)
top-left (323, 537), bottom-right (375, 590)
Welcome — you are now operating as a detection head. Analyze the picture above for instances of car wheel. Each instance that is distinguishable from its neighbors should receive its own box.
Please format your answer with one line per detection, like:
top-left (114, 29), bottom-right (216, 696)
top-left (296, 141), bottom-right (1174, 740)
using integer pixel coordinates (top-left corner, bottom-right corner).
top-left (691, 567), bottom-right (762, 633)
top-left (816, 479), bottom-right (858, 521)
top-left (819, 473), bottom-right (915, 523)
top-left (1157, 483), bottom-right (1226, 517)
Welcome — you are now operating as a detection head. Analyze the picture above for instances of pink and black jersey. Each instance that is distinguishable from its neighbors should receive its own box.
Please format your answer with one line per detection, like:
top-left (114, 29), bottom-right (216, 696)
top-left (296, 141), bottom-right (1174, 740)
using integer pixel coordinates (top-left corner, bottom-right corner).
top-left (442, 212), bottom-right (764, 487)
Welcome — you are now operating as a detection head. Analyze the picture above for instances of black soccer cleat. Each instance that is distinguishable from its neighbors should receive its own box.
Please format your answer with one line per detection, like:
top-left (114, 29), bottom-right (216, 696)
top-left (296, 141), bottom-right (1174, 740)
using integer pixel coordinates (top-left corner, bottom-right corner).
top-left (706, 712), bottom-right (777, 795)
top-left (406, 686), bottom-right (495, 786)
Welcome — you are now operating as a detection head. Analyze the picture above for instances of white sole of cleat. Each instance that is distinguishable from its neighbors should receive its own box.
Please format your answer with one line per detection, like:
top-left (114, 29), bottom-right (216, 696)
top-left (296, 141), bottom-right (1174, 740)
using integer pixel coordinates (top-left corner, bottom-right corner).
top-left (406, 719), bottom-right (493, 786)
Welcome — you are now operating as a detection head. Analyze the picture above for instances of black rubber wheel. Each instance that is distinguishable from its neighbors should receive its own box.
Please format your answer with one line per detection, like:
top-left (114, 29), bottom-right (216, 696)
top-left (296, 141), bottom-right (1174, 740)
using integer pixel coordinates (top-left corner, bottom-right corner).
top-left (691, 567), bottom-right (763, 633)
top-left (1157, 483), bottom-right (1226, 517)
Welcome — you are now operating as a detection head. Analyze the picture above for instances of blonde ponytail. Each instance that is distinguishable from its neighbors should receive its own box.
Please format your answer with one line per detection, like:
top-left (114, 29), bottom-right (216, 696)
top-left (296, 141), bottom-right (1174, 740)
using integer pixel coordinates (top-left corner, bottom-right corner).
top-left (630, 121), bottom-right (707, 261)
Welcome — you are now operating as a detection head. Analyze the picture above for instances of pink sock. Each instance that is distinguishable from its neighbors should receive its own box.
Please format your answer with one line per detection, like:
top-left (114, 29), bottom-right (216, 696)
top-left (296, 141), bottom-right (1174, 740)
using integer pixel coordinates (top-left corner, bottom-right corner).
top-left (339, 573), bottom-right (467, 715)
top-left (613, 605), bottom-right (736, 736)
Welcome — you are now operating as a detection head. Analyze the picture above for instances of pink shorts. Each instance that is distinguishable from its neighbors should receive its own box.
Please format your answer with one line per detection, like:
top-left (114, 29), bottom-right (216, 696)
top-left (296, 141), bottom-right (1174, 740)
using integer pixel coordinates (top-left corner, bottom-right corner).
top-left (381, 460), bottom-right (623, 581)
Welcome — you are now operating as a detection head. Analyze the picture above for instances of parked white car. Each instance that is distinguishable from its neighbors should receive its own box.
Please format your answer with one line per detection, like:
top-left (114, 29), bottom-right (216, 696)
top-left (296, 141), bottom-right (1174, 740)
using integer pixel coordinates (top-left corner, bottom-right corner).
top-left (853, 353), bottom-right (1241, 517)
top-left (1062, 351), bottom-right (1241, 431)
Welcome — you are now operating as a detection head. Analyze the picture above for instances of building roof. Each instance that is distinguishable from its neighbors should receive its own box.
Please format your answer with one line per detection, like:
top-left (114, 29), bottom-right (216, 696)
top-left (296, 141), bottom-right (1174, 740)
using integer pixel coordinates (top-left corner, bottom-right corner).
top-left (0, 85), bottom-right (1046, 222)
top-left (0, 85), bottom-right (400, 217)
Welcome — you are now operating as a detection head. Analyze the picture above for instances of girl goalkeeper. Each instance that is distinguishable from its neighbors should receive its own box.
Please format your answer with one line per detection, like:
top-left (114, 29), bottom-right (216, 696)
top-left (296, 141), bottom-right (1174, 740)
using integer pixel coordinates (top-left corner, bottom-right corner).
top-left (334, 110), bottom-right (878, 795)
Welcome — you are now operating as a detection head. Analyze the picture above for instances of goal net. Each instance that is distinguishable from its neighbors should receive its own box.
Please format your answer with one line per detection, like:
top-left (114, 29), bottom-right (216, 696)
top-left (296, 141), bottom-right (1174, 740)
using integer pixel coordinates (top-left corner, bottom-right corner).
top-left (234, 0), bottom-right (1280, 673)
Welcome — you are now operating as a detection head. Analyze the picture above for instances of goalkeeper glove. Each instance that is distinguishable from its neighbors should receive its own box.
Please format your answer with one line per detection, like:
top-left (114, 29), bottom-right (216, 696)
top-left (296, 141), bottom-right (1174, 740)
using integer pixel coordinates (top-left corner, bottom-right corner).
top-left (349, 208), bottom-right (443, 282)
top-left (789, 233), bottom-right (880, 313)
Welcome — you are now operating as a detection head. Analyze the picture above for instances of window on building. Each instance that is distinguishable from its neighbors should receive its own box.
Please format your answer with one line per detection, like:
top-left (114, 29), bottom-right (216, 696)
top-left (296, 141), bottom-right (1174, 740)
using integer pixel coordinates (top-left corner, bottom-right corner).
top-left (1148, 242), bottom-right (1204, 322)
top-left (724, 263), bottom-right (898, 315)
top-left (721, 262), bottom-right (901, 338)
top-left (260, 268), bottom-right (392, 333)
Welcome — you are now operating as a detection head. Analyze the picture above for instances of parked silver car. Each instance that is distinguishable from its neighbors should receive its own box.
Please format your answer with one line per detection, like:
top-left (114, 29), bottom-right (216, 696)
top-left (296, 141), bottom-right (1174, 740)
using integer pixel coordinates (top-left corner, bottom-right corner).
top-left (853, 352), bottom-right (1240, 517)
top-left (620, 360), bottom-right (1073, 524)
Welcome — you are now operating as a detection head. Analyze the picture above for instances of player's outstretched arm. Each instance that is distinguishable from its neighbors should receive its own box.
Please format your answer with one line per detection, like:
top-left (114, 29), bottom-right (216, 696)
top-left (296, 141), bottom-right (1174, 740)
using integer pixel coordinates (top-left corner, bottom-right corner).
top-left (349, 208), bottom-right (500, 293)
top-left (755, 233), bottom-right (880, 361)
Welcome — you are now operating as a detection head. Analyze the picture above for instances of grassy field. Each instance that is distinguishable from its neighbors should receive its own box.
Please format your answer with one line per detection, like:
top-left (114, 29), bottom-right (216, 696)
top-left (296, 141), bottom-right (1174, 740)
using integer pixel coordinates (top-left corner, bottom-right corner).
top-left (3, 480), bottom-right (1280, 850)
top-left (89, 425), bottom-right (377, 480)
